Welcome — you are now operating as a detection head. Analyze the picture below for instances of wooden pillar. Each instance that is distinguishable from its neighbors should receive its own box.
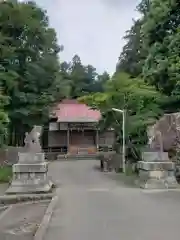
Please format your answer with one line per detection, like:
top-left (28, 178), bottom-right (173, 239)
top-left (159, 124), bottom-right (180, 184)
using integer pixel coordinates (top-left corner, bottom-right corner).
top-left (96, 128), bottom-right (99, 151)
top-left (67, 126), bottom-right (70, 153)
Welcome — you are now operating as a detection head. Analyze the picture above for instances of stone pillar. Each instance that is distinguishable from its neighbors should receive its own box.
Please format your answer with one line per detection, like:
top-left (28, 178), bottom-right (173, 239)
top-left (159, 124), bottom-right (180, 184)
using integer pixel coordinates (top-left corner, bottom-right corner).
top-left (137, 151), bottom-right (178, 189)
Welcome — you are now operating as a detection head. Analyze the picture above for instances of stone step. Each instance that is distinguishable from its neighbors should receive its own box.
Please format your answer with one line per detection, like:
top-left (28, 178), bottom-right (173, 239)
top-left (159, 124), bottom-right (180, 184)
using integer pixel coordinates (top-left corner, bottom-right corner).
top-left (69, 146), bottom-right (97, 155)
top-left (57, 154), bottom-right (98, 161)
top-left (6, 180), bottom-right (53, 194)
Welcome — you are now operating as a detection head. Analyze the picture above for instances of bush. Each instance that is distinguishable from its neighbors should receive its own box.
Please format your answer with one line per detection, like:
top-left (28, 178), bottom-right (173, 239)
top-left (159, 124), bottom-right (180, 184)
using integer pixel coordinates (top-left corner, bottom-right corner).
top-left (0, 166), bottom-right (12, 183)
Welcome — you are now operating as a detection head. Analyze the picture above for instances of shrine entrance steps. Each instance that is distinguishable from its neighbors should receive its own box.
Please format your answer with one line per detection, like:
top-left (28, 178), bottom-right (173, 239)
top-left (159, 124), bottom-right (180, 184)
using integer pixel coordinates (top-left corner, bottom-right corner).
top-left (57, 153), bottom-right (99, 161)
top-left (57, 154), bottom-right (98, 161)
top-left (57, 145), bottom-right (99, 161)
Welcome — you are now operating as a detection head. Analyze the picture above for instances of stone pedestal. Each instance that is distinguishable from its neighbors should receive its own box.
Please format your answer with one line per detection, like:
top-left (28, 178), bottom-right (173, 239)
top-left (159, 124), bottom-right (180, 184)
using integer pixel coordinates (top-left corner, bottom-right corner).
top-left (137, 151), bottom-right (178, 189)
top-left (6, 152), bottom-right (53, 194)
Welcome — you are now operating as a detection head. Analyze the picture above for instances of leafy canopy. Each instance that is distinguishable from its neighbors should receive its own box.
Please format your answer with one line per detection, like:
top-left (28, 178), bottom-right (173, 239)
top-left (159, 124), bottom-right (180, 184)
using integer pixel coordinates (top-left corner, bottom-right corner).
top-left (0, 0), bottom-right (62, 131)
top-left (79, 73), bottom-right (164, 148)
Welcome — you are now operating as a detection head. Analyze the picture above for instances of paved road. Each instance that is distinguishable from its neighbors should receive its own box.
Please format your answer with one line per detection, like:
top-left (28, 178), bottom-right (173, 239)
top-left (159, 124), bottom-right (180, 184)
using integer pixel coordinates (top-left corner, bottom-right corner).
top-left (45, 160), bottom-right (180, 240)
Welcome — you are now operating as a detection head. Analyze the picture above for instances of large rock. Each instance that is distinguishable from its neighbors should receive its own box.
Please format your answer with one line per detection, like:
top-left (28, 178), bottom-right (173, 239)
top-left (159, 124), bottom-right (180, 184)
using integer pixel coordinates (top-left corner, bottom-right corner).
top-left (147, 113), bottom-right (180, 151)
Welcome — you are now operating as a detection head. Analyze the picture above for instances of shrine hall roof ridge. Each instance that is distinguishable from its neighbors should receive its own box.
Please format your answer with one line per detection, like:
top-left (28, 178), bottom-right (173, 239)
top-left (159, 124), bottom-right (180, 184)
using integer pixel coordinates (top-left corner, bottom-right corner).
top-left (52, 99), bottom-right (101, 123)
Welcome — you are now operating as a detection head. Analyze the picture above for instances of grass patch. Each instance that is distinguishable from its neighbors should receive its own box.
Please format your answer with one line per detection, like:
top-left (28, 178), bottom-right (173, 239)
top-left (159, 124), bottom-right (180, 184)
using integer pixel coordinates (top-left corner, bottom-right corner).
top-left (116, 173), bottom-right (138, 187)
top-left (109, 165), bottom-right (139, 188)
top-left (104, 170), bottom-right (139, 188)
top-left (125, 166), bottom-right (134, 176)
top-left (0, 166), bottom-right (12, 183)
top-left (119, 164), bottom-right (139, 187)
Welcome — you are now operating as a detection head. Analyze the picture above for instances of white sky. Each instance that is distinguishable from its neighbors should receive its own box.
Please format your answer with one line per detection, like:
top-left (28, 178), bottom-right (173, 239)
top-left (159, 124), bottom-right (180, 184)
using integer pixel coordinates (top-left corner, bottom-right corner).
top-left (31, 0), bottom-right (140, 74)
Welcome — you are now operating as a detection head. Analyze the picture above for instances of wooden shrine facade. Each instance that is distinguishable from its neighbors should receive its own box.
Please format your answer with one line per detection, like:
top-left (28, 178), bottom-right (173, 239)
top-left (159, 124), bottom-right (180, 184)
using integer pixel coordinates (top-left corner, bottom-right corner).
top-left (42, 99), bottom-right (115, 155)
top-left (47, 121), bottom-right (114, 154)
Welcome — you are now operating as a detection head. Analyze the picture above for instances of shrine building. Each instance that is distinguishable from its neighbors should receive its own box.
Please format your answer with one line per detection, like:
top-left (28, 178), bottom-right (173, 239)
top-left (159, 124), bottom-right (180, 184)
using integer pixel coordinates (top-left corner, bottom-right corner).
top-left (43, 99), bottom-right (115, 156)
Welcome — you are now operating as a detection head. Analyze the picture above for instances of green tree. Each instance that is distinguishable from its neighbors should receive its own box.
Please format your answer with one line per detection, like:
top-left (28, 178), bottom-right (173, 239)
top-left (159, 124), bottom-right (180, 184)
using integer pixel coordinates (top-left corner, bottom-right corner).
top-left (0, 0), bottom-right (63, 145)
top-left (0, 90), bottom-right (9, 146)
top-left (142, 0), bottom-right (180, 96)
top-left (69, 55), bottom-right (87, 98)
top-left (68, 55), bottom-right (106, 96)
top-left (60, 61), bottom-right (71, 80)
top-left (116, 0), bottom-right (152, 78)
top-left (92, 71), bottom-right (110, 92)
top-left (116, 20), bottom-right (143, 77)
top-left (136, 0), bottom-right (151, 15)
top-left (83, 64), bottom-right (97, 92)
top-left (79, 73), bottom-right (164, 160)
top-left (79, 0), bottom-right (180, 160)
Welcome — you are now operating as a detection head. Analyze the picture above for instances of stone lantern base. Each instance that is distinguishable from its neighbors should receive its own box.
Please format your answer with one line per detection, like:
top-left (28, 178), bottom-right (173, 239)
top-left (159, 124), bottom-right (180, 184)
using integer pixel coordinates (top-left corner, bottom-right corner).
top-left (6, 152), bottom-right (53, 194)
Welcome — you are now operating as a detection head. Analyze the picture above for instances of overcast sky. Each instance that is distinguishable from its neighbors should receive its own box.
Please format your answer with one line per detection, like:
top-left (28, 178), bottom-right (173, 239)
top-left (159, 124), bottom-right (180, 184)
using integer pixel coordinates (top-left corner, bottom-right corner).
top-left (34, 0), bottom-right (140, 74)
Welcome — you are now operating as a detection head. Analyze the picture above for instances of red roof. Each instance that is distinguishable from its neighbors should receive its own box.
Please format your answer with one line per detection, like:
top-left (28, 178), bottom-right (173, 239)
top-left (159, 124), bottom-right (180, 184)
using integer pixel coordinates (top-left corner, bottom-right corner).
top-left (54, 99), bottom-right (101, 122)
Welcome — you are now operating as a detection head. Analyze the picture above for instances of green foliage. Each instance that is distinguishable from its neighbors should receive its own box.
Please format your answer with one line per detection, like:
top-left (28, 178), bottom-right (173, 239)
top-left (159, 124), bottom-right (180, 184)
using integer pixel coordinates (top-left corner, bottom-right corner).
top-left (142, 0), bottom-right (180, 95)
top-left (0, 87), bottom-right (9, 146)
top-left (116, 0), bottom-right (152, 77)
top-left (0, 104), bottom-right (9, 147)
top-left (60, 55), bottom-right (109, 98)
top-left (116, 20), bottom-right (144, 77)
top-left (78, 92), bottom-right (108, 110)
top-left (136, 0), bottom-right (151, 15)
top-left (0, 1), bottom-right (108, 146)
top-left (79, 0), bottom-right (180, 163)
top-left (79, 73), bottom-right (164, 156)
top-left (93, 71), bottom-right (110, 92)
top-left (0, 166), bottom-right (12, 183)
top-left (1, 0), bottom-right (179, 159)
top-left (110, 0), bottom-right (180, 160)
top-left (0, 0), bottom-right (65, 144)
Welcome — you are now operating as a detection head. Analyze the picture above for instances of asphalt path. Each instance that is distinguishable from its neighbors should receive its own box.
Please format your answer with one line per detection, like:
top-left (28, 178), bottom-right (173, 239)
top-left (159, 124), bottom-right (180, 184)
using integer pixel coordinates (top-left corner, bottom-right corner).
top-left (45, 160), bottom-right (180, 240)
